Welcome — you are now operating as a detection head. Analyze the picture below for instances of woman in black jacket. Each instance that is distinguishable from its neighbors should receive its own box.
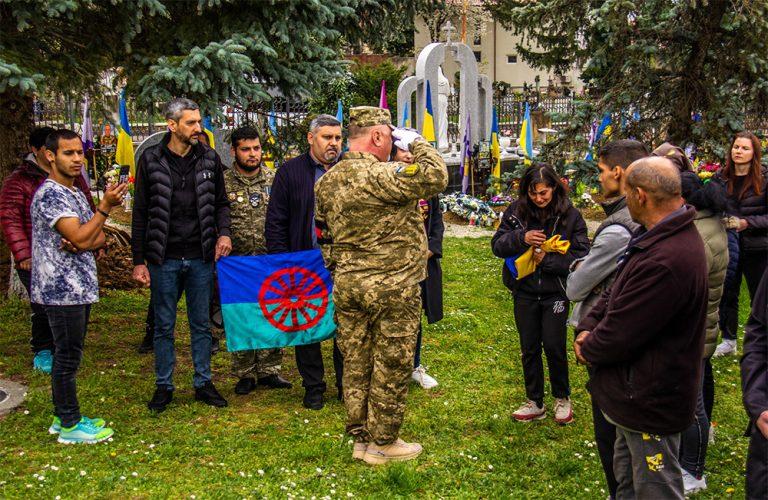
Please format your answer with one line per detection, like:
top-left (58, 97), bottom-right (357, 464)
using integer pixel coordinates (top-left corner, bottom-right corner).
top-left (491, 164), bottom-right (589, 424)
top-left (714, 131), bottom-right (768, 357)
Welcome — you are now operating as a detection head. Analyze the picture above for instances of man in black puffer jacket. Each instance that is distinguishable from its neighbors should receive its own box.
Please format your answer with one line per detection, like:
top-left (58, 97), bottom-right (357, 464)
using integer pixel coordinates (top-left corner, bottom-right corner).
top-left (131, 98), bottom-right (231, 412)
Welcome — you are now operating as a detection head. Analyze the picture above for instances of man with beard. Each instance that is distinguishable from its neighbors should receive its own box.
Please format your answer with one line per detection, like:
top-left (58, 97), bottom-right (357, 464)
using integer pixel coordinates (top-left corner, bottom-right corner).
top-left (131, 98), bottom-right (232, 412)
top-left (265, 114), bottom-right (344, 410)
top-left (223, 126), bottom-right (292, 395)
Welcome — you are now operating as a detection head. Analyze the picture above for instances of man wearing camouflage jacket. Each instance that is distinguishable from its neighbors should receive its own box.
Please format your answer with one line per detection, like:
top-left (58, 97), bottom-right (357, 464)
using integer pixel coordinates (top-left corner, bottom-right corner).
top-left (315, 106), bottom-right (448, 465)
top-left (224, 127), bottom-right (292, 395)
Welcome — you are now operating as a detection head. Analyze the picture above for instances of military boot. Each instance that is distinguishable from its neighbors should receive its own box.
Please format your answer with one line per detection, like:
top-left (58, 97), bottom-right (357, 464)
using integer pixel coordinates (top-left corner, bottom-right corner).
top-left (362, 438), bottom-right (422, 465)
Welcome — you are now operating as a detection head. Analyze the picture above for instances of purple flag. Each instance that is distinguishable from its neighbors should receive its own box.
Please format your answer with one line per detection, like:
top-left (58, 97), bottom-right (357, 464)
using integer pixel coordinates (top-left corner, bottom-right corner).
top-left (460, 113), bottom-right (471, 194)
top-left (379, 80), bottom-right (388, 109)
top-left (80, 96), bottom-right (94, 186)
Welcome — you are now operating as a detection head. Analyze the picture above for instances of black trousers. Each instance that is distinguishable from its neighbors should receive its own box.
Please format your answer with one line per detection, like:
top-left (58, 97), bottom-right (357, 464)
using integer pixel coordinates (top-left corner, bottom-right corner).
top-left (720, 248), bottom-right (768, 340)
top-left (747, 425), bottom-right (768, 500)
top-left (16, 268), bottom-right (54, 353)
top-left (513, 295), bottom-right (570, 404)
top-left (295, 340), bottom-right (343, 391)
top-left (45, 304), bottom-right (91, 428)
top-left (587, 366), bottom-right (619, 499)
top-left (703, 357), bottom-right (714, 421)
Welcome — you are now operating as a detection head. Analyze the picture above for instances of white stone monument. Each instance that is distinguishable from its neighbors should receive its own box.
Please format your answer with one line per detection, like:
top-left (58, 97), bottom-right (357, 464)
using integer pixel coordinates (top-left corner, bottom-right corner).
top-left (397, 24), bottom-right (492, 151)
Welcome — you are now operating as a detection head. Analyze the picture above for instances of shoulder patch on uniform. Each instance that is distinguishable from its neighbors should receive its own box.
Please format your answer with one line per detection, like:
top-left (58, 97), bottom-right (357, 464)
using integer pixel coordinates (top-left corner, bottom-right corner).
top-left (394, 164), bottom-right (419, 177)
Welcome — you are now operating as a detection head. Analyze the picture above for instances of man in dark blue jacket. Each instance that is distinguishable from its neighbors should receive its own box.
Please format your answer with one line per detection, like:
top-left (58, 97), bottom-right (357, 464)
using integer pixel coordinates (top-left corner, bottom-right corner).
top-left (265, 114), bottom-right (344, 410)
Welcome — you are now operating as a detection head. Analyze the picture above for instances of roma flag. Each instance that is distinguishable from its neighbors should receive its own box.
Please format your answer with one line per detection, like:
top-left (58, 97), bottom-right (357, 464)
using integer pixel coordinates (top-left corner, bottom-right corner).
top-left (115, 90), bottom-right (136, 176)
top-left (203, 115), bottom-right (216, 148)
top-left (217, 250), bottom-right (336, 351)
top-left (491, 107), bottom-right (501, 178)
top-left (421, 81), bottom-right (436, 143)
top-left (519, 102), bottom-right (534, 164)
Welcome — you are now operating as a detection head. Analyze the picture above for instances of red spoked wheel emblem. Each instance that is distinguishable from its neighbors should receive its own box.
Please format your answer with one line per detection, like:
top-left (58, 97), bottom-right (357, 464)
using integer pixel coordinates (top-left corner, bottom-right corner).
top-left (258, 266), bottom-right (329, 332)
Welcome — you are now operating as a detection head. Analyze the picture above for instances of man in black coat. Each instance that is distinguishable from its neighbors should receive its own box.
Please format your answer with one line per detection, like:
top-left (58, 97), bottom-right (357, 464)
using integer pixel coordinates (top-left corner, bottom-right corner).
top-left (132, 98), bottom-right (231, 412)
top-left (574, 157), bottom-right (708, 499)
top-left (741, 268), bottom-right (768, 500)
top-left (265, 114), bottom-right (344, 410)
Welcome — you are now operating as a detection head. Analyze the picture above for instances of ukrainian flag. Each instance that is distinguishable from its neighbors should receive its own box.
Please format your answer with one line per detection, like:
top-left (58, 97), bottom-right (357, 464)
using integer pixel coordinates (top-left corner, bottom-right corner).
top-left (335, 100), bottom-right (343, 123)
top-left (115, 90), bottom-right (136, 176)
top-left (401, 102), bottom-right (410, 128)
top-left (519, 102), bottom-right (534, 164)
top-left (264, 110), bottom-right (277, 169)
top-left (421, 81), bottom-right (436, 143)
top-left (203, 116), bottom-right (216, 148)
top-left (491, 107), bottom-right (501, 178)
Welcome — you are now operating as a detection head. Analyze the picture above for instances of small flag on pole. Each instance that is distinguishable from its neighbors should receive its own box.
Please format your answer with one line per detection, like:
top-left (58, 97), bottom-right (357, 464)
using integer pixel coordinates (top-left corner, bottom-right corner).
top-left (264, 109), bottom-right (277, 169)
top-left (585, 112), bottom-right (612, 161)
top-left (518, 102), bottom-right (534, 164)
top-left (217, 250), bottom-right (337, 350)
top-left (401, 102), bottom-right (410, 128)
top-left (491, 107), bottom-right (501, 179)
top-left (203, 116), bottom-right (216, 149)
top-left (421, 81), bottom-right (436, 143)
top-left (335, 100), bottom-right (343, 123)
top-left (80, 95), bottom-right (94, 186)
top-left (460, 113), bottom-right (471, 194)
top-left (115, 89), bottom-right (136, 176)
top-left (379, 80), bottom-right (388, 109)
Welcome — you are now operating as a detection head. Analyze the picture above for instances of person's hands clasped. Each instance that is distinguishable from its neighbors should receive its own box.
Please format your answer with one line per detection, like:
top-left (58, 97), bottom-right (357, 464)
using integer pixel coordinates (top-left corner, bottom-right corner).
top-left (524, 230), bottom-right (546, 247)
top-left (391, 127), bottom-right (422, 152)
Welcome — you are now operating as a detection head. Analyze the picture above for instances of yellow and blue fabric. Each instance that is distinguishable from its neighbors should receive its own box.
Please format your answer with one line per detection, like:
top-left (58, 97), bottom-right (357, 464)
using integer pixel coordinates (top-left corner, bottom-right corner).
top-left (335, 99), bottom-right (343, 123)
top-left (519, 102), bottom-right (534, 164)
top-left (203, 116), bottom-right (216, 148)
top-left (217, 250), bottom-right (336, 350)
top-left (115, 89), bottom-right (136, 176)
top-left (421, 81), bottom-right (436, 143)
top-left (505, 235), bottom-right (571, 280)
top-left (491, 107), bottom-right (501, 178)
top-left (264, 111), bottom-right (277, 169)
top-left (460, 112), bottom-right (471, 194)
top-left (585, 112), bottom-right (612, 161)
top-left (401, 102), bottom-right (410, 128)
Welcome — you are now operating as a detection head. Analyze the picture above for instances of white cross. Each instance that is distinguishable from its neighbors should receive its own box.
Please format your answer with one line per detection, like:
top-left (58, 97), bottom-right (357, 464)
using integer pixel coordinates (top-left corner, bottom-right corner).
top-left (441, 21), bottom-right (456, 45)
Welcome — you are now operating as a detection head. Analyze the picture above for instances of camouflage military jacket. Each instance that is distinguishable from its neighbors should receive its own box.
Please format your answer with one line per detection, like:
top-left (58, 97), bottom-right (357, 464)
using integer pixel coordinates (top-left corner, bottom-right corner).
top-left (223, 165), bottom-right (274, 256)
top-left (314, 139), bottom-right (448, 290)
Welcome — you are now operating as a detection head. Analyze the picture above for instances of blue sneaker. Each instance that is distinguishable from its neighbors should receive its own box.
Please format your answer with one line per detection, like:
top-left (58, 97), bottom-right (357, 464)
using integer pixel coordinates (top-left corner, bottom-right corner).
top-left (33, 350), bottom-right (53, 374)
top-left (57, 418), bottom-right (114, 444)
top-left (48, 415), bottom-right (106, 435)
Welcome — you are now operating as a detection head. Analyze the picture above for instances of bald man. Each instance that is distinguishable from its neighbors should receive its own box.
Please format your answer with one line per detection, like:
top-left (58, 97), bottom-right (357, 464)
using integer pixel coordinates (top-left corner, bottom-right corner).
top-left (573, 157), bottom-right (708, 499)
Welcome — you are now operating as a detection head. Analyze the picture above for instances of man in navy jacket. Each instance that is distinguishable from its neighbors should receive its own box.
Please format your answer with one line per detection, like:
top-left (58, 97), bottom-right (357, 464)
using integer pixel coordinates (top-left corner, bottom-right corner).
top-left (265, 114), bottom-right (344, 410)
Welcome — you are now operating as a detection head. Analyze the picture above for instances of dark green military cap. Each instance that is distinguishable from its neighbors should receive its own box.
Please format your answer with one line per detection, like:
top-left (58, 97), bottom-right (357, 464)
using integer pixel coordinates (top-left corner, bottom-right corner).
top-left (349, 106), bottom-right (394, 129)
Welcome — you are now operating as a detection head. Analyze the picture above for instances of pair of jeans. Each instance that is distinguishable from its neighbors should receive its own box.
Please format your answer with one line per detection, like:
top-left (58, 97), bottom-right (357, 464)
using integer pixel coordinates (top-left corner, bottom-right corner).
top-left (149, 259), bottom-right (213, 390)
top-left (679, 364), bottom-right (709, 478)
top-left (45, 304), bottom-right (91, 428)
top-left (720, 242), bottom-right (768, 340)
top-left (17, 268), bottom-right (54, 353)
top-left (513, 295), bottom-right (571, 404)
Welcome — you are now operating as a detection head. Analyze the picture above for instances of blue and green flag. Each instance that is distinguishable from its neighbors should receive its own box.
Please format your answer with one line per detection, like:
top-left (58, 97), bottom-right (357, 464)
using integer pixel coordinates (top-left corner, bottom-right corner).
top-left (217, 250), bottom-right (336, 351)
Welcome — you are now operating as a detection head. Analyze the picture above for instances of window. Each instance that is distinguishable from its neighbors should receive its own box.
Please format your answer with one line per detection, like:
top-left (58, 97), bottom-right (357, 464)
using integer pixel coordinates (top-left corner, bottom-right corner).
top-left (507, 54), bottom-right (518, 64)
top-left (473, 51), bottom-right (481, 62)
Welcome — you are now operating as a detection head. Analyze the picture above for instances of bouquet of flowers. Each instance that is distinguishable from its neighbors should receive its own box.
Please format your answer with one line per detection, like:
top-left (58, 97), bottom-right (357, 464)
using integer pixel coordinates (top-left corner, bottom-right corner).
top-left (440, 192), bottom-right (499, 227)
top-left (697, 162), bottom-right (720, 182)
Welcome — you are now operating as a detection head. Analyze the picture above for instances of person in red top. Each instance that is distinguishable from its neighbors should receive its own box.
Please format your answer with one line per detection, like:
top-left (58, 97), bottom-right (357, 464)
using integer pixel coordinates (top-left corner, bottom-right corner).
top-left (0, 126), bottom-right (95, 373)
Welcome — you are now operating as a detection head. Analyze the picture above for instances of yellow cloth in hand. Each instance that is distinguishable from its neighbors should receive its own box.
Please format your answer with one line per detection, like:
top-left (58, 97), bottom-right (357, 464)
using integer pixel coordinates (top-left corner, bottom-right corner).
top-left (515, 234), bottom-right (571, 280)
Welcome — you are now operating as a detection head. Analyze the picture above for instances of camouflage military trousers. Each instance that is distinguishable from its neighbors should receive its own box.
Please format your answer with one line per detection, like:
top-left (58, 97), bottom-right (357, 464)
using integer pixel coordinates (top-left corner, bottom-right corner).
top-left (334, 283), bottom-right (421, 445)
top-left (231, 348), bottom-right (284, 379)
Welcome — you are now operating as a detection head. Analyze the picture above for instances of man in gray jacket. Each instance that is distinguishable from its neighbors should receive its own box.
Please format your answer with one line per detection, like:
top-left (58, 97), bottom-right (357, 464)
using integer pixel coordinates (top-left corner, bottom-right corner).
top-left (566, 139), bottom-right (648, 499)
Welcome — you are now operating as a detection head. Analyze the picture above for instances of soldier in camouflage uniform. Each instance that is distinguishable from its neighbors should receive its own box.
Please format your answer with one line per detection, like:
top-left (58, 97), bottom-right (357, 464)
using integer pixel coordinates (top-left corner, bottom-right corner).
top-left (224, 127), bottom-right (293, 395)
top-left (314, 107), bottom-right (448, 464)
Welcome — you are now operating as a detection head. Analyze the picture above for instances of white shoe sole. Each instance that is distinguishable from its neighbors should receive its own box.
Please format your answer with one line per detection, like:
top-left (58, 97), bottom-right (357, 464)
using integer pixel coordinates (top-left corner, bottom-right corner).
top-left (362, 447), bottom-right (423, 465)
top-left (513, 412), bottom-right (547, 422)
top-left (57, 431), bottom-right (113, 444)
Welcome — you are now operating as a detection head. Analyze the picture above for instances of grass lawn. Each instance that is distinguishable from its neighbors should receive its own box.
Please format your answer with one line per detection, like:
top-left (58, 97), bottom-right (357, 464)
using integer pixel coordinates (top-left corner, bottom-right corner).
top-left (0, 236), bottom-right (752, 498)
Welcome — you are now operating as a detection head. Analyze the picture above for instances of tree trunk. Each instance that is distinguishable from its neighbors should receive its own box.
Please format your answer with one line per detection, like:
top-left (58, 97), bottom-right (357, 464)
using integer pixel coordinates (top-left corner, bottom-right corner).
top-left (0, 88), bottom-right (34, 296)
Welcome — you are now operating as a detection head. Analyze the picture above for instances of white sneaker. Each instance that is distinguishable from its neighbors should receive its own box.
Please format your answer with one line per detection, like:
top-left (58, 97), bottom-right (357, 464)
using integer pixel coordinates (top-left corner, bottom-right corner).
top-left (713, 339), bottom-right (737, 357)
top-left (708, 423), bottom-right (715, 445)
top-left (682, 469), bottom-right (707, 494)
top-left (412, 365), bottom-right (438, 389)
top-left (512, 400), bottom-right (546, 421)
top-left (553, 397), bottom-right (574, 425)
